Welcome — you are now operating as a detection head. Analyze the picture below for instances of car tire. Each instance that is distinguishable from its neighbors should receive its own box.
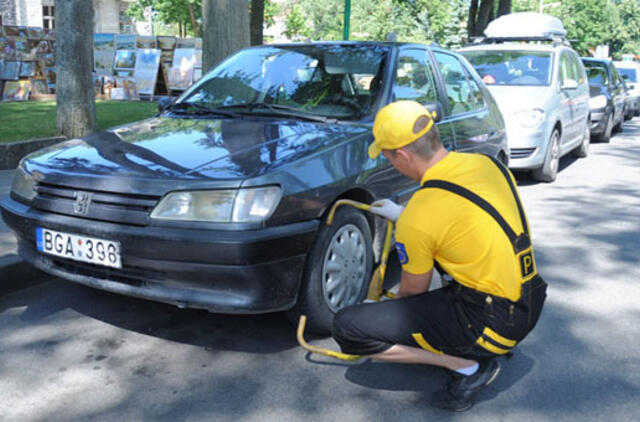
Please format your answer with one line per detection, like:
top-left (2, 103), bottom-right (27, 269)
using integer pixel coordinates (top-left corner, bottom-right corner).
top-left (613, 109), bottom-right (624, 133)
top-left (596, 111), bottom-right (613, 143)
top-left (532, 129), bottom-right (560, 183)
top-left (287, 206), bottom-right (373, 334)
top-left (572, 123), bottom-right (590, 158)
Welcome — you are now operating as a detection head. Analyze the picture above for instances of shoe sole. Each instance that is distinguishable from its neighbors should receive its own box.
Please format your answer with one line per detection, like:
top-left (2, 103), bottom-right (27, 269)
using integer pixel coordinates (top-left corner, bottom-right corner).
top-left (485, 364), bottom-right (501, 387)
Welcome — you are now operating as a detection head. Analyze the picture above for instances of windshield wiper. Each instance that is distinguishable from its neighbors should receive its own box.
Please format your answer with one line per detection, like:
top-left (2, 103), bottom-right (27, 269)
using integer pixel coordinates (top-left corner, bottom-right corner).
top-left (165, 102), bottom-right (240, 118)
top-left (217, 102), bottom-right (334, 123)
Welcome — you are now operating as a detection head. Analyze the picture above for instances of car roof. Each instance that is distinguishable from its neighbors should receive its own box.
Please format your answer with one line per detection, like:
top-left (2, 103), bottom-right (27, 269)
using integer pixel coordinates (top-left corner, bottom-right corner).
top-left (582, 57), bottom-right (611, 65)
top-left (613, 61), bottom-right (640, 69)
top-left (264, 40), bottom-right (423, 49)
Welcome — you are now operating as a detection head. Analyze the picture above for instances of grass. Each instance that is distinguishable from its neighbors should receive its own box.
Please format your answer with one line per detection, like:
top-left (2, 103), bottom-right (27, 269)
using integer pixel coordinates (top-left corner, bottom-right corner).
top-left (0, 100), bottom-right (158, 143)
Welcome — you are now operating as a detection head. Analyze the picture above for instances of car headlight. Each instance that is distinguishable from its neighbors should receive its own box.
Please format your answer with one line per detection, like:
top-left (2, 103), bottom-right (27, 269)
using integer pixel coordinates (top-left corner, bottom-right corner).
top-left (513, 108), bottom-right (545, 129)
top-left (589, 95), bottom-right (607, 110)
top-left (11, 165), bottom-right (36, 202)
top-left (150, 186), bottom-right (281, 223)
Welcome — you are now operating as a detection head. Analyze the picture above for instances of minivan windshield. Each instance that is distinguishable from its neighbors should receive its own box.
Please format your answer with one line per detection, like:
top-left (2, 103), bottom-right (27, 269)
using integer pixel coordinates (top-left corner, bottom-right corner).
top-left (617, 67), bottom-right (637, 83)
top-left (178, 44), bottom-right (389, 120)
top-left (462, 50), bottom-right (553, 86)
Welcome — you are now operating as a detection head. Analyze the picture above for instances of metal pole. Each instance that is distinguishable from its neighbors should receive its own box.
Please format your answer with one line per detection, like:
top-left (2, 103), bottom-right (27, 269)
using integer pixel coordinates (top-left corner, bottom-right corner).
top-left (343, 0), bottom-right (351, 40)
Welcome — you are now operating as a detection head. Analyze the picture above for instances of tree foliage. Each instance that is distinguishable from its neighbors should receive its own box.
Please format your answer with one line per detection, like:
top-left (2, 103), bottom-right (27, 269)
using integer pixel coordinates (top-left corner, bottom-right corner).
top-left (127, 0), bottom-right (202, 37)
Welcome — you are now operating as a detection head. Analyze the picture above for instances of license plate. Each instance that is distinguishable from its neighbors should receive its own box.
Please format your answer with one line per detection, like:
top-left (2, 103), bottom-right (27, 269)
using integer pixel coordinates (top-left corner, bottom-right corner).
top-left (36, 227), bottom-right (122, 269)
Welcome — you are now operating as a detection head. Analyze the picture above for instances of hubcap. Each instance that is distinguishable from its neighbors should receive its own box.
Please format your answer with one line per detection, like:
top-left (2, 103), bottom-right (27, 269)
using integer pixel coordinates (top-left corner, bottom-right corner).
top-left (550, 134), bottom-right (560, 174)
top-left (321, 224), bottom-right (367, 313)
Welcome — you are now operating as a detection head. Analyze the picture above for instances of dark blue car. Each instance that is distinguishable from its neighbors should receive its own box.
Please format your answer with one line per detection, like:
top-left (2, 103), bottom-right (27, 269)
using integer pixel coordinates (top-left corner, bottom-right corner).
top-left (2, 42), bottom-right (508, 332)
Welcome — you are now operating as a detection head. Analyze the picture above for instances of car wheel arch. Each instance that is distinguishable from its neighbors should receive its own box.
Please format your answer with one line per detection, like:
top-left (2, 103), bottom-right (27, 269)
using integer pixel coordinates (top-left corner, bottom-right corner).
top-left (321, 188), bottom-right (377, 236)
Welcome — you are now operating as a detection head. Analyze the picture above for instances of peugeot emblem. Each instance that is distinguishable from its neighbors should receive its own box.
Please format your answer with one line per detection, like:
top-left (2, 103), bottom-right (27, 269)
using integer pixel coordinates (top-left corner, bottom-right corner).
top-left (73, 191), bottom-right (93, 215)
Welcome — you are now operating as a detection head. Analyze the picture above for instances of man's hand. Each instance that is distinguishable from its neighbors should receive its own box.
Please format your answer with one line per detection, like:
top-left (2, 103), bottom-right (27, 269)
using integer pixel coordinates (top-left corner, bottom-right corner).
top-left (370, 199), bottom-right (404, 221)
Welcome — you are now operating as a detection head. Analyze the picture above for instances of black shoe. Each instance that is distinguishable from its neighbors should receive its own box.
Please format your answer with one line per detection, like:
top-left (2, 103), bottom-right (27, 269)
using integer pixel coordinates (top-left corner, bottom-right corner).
top-left (430, 359), bottom-right (501, 412)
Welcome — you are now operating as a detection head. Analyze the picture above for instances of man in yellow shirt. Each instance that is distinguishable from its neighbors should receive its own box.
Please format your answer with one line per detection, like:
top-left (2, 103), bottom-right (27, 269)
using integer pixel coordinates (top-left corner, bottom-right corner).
top-left (332, 101), bottom-right (547, 412)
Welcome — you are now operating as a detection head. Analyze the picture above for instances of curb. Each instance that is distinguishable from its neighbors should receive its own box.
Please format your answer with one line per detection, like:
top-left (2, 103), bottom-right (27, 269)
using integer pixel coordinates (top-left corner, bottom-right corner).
top-left (0, 254), bottom-right (49, 296)
top-left (0, 136), bottom-right (66, 170)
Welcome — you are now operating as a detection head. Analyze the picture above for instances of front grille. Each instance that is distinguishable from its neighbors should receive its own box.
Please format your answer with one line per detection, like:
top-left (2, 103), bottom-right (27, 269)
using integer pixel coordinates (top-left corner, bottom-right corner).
top-left (510, 148), bottom-right (537, 159)
top-left (33, 182), bottom-right (160, 226)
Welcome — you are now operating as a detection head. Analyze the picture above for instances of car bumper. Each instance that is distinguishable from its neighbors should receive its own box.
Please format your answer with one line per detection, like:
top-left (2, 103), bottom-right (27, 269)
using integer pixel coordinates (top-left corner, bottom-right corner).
top-left (590, 108), bottom-right (607, 135)
top-left (1, 195), bottom-right (319, 313)
top-left (505, 127), bottom-right (547, 170)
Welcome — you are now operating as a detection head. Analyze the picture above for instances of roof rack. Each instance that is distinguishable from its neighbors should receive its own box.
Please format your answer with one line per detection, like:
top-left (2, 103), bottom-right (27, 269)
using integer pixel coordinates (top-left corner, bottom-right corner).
top-left (479, 13), bottom-right (569, 46)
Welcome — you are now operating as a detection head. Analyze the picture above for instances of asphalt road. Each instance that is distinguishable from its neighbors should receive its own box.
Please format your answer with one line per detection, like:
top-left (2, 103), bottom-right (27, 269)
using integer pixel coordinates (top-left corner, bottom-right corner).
top-left (1, 121), bottom-right (639, 421)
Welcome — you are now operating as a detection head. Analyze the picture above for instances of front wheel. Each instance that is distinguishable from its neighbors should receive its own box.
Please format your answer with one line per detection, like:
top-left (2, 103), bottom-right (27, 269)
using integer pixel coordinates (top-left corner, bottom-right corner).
top-left (287, 206), bottom-right (373, 334)
top-left (532, 129), bottom-right (560, 183)
top-left (572, 123), bottom-right (590, 158)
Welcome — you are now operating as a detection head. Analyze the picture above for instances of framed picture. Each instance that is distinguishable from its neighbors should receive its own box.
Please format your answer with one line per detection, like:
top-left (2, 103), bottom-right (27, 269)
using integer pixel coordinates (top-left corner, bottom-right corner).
top-left (92, 73), bottom-right (103, 95)
top-left (114, 50), bottom-right (136, 69)
top-left (13, 37), bottom-right (32, 60)
top-left (115, 34), bottom-right (136, 51)
top-left (31, 79), bottom-right (49, 95)
top-left (194, 49), bottom-right (202, 68)
top-left (157, 36), bottom-right (176, 51)
top-left (103, 76), bottom-right (115, 97)
top-left (4, 26), bottom-right (20, 37)
top-left (1, 61), bottom-right (20, 80)
top-left (193, 67), bottom-right (202, 82)
top-left (136, 36), bottom-right (157, 49)
top-left (168, 66), bottom-right (193, 91)
top-left (121, 77), bottom-right (139, 100)
top-left (135, 49), bottom-right (161, 71)
top-left (45, 67), bottom-right (56, 84)
top-left (176, 38), bottom-right (196, 49)
top-left (2, 79), bottom-right (32, 101)
top-left (16, 27), bottom-right (29, 38)
top-left (94, 50), bottom-right (115, 75)
top-left (19, 61), bottom-right (36, 77)
top-left (27, 27), bottom-right (43, 38)
top-left (110, 87), bottom-right (126, 100)
top-left (172, 48), bottom-right (196, 69)
top-left (43, 53), bottom-right (55, 67)
top-left (94, 33), bottom-right (116, 51)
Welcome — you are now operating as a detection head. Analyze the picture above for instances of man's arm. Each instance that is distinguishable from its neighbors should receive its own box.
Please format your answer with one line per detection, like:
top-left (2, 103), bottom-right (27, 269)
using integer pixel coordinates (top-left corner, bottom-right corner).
top-left (396, 269), bottom-right (433, 298)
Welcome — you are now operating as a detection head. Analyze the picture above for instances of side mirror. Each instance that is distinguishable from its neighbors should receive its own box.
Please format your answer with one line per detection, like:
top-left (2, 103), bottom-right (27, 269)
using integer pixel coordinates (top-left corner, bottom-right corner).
top-left (423, 102), bottom-right (444, 123)
top-left (157, 97), bottom-right (173, 113)
top-left (561, 79), bottom-right (579, 90)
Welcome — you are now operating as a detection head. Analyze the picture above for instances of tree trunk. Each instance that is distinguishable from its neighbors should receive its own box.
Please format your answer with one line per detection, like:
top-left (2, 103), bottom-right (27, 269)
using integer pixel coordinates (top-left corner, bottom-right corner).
top-left (468, 0), bottom-right (478, 39)
top-left (497, 0), bottom-right (511, 17)
top-left (189, 4), bottom-right (200, 37)
top-left (55, 0), bottom-right (95, 139)
top-left (475, 0), bottom-right (494, 37)
top-left (202, 0), bottom-right (250, 72)
top-left (250, 0), bottom-right (265, 46)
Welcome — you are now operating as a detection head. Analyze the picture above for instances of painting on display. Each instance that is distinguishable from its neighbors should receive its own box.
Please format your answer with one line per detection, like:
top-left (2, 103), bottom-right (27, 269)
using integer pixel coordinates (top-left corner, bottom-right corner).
top-left (172, 48), bottom-right (196, 70)
top-left (3, 26), bottom-right (20, 37)
top-left (134, 49), bottom-right (161, 95)
top-left (93, 73), bottom-right (103, 95)
top-left (193, 68), bottom-right (202, 82)
top-left (115, 34), bottom-right (136, 50)
top-left (31, 79), bottom-right (49, 95)
top-left (13, 37), bottom-right (32, 60)
top-left (168, 66), bottom-right (193, 91)
top-left (176, 38), bottom-right (196, 49)
top-left (2, 80), bottom-right (32, 101)
top-left (110, 87), bottom-right (126, 100)
top-left (94, 50), bottom-right (115, 75)
top-left (94, 33), bottom-right (115, 51)
top-left (114, 50), bottom-right (136, 70)
top-left (136, 36), bottom-right (157, 49)
top-left (26, 27), bottom-right (43, 38)
top-left (122, 77), bottom-right (139, 100)
top-left (19, 61), bottom-right (35, 77)
top-left (157, 36), bottom-right (176, 51)
top-left (1, 61), bottom-right (20, 80)
top-left (29, 39), bottom-right (51, 56)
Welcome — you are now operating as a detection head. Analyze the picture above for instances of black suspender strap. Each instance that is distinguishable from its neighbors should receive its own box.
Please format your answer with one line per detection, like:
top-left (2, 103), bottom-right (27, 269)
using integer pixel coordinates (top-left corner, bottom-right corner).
top-left (485, 155), bottom-right (530, 236)
top-left (421, 162), bottom-right (531, 254)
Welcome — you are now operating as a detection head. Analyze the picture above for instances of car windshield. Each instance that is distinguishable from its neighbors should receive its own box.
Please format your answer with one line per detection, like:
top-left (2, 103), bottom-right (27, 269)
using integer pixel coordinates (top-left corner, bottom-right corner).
top-left (618, 67), bottom-right (637, 82)
top-left (178, 44), bottom-right (389, 120)
top-left (583, 62), bottom-right (609, 86)
top-left (462, 50), bottom-right (553, 86)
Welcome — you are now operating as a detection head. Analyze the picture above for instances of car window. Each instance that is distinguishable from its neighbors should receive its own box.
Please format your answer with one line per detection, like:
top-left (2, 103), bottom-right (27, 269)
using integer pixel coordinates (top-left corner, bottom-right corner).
top-left (618, 67), bottom-right (638, 82)
top-left (568, 52), bottom-right (586, 85)
top-left (559, 53), bottom-right (572, 85)
top-left (584, 61), bottom-right (609, 86)
top-left (462, 50), bottom-right (552, 86)
top-left (434, 51), bottom-right (477, 115)
top-left (392, 49), bottom-right (439, 104)
top-left (610, 65), bottom-right (621, 87)
top-left (462, 65), bottom-right (486, 111)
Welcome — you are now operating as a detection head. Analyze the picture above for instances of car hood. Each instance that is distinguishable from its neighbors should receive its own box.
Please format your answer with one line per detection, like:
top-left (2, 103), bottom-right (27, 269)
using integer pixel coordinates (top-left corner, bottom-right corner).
top-left (485, 85), bottom-right (555, 114)
top-left (23, 116), bottom-right (370, 194)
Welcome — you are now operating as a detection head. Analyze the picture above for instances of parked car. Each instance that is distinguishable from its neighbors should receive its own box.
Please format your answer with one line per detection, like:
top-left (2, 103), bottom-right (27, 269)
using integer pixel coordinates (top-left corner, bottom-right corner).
top-left (459, 13), bottom-right (591, 183)
top-left (582, 58), bottom-right (625, 143)
top-left (614, 61), bottom-right (640, 119)
top-left (0, 42), bottom-right (508, 333)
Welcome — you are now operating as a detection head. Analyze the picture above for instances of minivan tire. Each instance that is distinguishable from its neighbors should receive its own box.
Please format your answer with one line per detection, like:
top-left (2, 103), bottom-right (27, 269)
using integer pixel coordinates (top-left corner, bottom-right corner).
top-left (532, 129), bottom-right (560, 183)
top-left (287, 206), bottom-right (373, 334)
top-left (572, 123), bottom-right (590, 158)
top-left (596, 112), bottom-right (613, 143)
top-left (613, 110), bottom-right (624, 133)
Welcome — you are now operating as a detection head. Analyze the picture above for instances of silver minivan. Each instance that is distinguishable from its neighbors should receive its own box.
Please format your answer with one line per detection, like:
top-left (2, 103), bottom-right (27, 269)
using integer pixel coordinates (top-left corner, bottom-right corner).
top-left (459, 13), bottom-right (590, 182)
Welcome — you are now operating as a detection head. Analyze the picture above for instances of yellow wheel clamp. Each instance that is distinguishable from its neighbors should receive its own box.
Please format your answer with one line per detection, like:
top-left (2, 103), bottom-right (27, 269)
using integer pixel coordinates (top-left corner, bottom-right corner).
top-left (297, 199), bottom-right (396, 361)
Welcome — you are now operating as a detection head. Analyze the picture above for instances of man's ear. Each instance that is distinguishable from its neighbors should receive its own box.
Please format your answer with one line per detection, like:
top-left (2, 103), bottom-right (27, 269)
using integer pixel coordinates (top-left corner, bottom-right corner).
top-left (396, 148), bottom-right (412, 163)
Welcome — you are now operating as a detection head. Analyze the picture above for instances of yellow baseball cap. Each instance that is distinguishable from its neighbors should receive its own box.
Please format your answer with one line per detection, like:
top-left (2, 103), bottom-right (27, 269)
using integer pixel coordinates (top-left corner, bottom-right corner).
top-left (369, 101), bottom-right (438, 159)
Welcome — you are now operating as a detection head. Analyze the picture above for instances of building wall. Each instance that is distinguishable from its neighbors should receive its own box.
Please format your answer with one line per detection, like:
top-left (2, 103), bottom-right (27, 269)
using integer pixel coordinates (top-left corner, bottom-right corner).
top-left (94, 0), bottom-right (120, 33)
top-left (14, 0), bottom-right (42, 27)
top-left (0, 0), bottom-right (17, 25)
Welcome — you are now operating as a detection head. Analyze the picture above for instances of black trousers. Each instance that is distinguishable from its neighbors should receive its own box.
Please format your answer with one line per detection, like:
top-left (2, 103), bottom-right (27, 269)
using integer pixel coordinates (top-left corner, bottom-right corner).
top-left (333, 276), bottom-right (546, 359)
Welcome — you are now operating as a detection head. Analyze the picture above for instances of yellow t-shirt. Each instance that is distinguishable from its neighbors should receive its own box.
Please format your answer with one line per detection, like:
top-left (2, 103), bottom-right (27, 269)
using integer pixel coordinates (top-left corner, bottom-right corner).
top-left (395, 151), bottom-right (534, 302)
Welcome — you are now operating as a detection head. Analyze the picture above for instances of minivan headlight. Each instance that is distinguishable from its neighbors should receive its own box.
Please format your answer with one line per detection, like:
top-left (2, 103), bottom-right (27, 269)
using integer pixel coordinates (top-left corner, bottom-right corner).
top-left (513, 108), bottom-right (545, 128)
top-left (150, 186), bottom-right (281, 223)
top-left (11, 165), bottom-right (36, 202)
top-left (589, 95), bottom-right (607, 110)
